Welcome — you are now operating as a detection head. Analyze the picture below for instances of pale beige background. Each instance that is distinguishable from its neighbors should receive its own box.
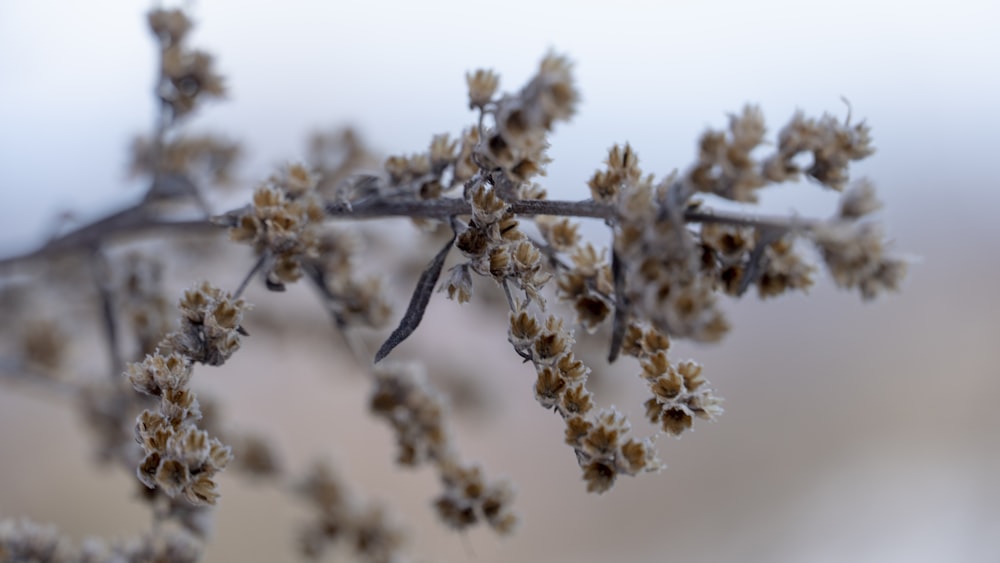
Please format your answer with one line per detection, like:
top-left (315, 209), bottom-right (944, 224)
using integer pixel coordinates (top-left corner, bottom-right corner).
top-left (1, 1), bottom-right (998, 562)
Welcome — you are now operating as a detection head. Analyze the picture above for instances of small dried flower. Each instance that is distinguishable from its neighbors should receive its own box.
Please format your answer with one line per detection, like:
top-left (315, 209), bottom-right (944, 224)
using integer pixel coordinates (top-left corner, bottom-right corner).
top-left (148, 8), bottom-right (192, 46)
top-left (429, 133), bottom-right (458, 172)
top-left (20, 319), bottom-right (65, 373)
top-left (228, 173), bottom-right (325, 285)
top-left (534, 367), bottom-right (566, 409)
top-left (560, 383), bottom-right (594, 415)
top-left (537, 217), bottom-right (580, 252)
top-left (161, 282), bottom-right (250, 366)
top-left (582, 460), bottom-right (616, 493)
top-left (273, 162), bottom-right (320, 198)
top-left (0, 519), bottom-right (69, 562)
top-left (839, 178), bottom-right (882, 219)
top-left (813, 221), bottom-right (906, 299)
top-left (161, 47), bottom-right (226, 118)
top-left (466, 68), bottom-right (500, 109)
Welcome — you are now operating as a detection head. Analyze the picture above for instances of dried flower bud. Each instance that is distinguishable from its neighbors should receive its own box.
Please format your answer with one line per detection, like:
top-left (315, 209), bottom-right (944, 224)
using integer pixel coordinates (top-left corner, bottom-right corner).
top-left (839, 179), bottom-right (882, 219)
top-left (440, 263), bottom-right (473, 304)
top-left (467, 69), bottom-right (500, 109)
top-left (148, 8), bottom-right (192, 46)
top-left (162, 282), bottom-right (250, 366)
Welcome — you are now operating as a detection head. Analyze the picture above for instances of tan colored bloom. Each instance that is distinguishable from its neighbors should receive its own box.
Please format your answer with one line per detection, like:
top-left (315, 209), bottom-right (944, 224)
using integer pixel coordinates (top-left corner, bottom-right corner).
top-left (582, 460), bottom-right (616, 493)
top-left (560, 383), bottom-right (593, 415)
top-left (839, 178), bottom-right (882, 219)
top-left (161, 282), bottom-right (249, 366)
top-left (147, 8), bottom-right (192, 46)
top-left (20, 319), bottom-right (64, 373)
top-left (534, 367), bottom-right (566, 409)
top-left (466, 68), bottom-right (500, 109)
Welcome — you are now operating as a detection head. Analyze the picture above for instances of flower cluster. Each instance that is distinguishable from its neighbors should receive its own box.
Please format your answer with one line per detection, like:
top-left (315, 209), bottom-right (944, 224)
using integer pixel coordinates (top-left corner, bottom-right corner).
top-left (509, 309), bottom-right (659, 493)
top-left (453, 183), bottom-right (549, 302)
top-left (376, 128), bottom-right (480, 220)
top-left (370, 364), bottom-right (517, 534)
top-left (118, 252), bottom-right (171, 357)
top-left (148, 8), bottom-right (225, 119)
top-left (228, 163), bottom-right (326, 287)
top-left (764, 110), bottom-right (874, 190)
top-left (685, 105), bottom-right (874, 202)
top-left (813, 182), bottom-right (907, 299)
top-left (607, 145), bottom-right (731, 342)
top-left (159, 281), bottom-right (250, 366)
top-left (472, 53), bottom-right (578, 183)
top-left (307, 127), bottom-right (382, 196)
top-left (623, 325), bottom-right (724, 437)
top-left (310, 228), bottom-right (392, 330)
top-left (20, 319), bottom-right (65, 374)
top-left (435, 462), bottom-right (518, 534)
top-left (297, 462), bottom-right (407, 563)
top-left (698, 223), bottom-right (815, 298)
top-left (128, 352), bottom-right (232, 506)
top-left (125, 282), bottom-right (246, 506)
top-left (555, 243), bottom-right (614, 332)
top-left (0, 518), bottom-right (202, 563)
top-left (130, 134), bottom-right (242, 187)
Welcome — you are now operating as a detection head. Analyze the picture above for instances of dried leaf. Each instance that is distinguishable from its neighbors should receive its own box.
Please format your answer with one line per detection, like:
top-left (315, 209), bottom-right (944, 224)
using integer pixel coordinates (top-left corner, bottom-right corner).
top-left (375, 230), bottom-right (457, 363)
top-left (607, 247), bottom-right (628, 363)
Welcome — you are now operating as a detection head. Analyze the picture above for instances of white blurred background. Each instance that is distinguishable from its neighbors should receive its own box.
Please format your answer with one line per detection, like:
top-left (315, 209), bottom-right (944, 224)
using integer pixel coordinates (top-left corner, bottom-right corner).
top-left (1, 1), bottom-right (999, 562)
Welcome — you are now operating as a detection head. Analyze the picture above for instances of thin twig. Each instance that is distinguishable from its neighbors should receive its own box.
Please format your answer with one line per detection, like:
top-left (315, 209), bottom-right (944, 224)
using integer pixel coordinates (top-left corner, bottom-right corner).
top-left (91, 247), bottom-right (123, 377)
top-left (233, 253), bottom-right (268, 299)
top-left (323, 197), bottom-right (613, 220)
top-left (302, 263), bottom-right (371, 364)
top-left (0, 202), bottom-right (215, 270)
top-left (684, 209), bottom-right (816, 233)
top-left (0, 357), bottom-right (81, 398)
top-left (736, 227), bottom-right (785, 296)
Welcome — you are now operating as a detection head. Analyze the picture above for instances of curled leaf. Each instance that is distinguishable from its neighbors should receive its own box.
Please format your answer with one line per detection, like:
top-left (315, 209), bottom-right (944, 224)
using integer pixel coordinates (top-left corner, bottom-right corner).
top-left (375, 228), bottom-right (457, 363)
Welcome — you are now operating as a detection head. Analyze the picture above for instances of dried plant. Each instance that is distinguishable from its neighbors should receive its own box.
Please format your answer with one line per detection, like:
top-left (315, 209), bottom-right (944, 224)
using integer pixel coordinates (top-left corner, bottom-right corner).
top-left (0, 6), bottom-right (907, 562)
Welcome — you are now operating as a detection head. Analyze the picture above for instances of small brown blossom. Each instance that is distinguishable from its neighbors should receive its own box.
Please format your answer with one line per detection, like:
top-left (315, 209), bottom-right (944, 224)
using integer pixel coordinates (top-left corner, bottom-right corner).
top-left (839, 178), bottom-right (882, 219)
top-left (440, 263), bottom-right (474, 304)
top-left (660, 407), bottom-right (694, 436)
top-left (564, 416), bottom-right (593, 448)
top-left (582, 460), bottom-right (616, 494)
top-left (148, 8), bottom-right (192, 46)
top-left (619, 439), bottom-right (657, 475)
top-left (228, 168), bottom-right (325, 285)
top-left (466, 68), bottom-right (500, 109)
top-left (532, 330), bottom-right (569, 364)
top-left (160, 46), bottom-right (225, 118)
top-left (560, 383), bottom-right (593, 415)
top-left (20, 320), bottom-right (64, 373)
top-left (534, 367), bottom-right (566, 409)
top-left (161, 282), bottom-right (250, 366)
top-left (813, 221), bottom-right (906, 299)
top-left (537, 217), bottom-right (580, 252)
top-left (509, 309), bottom-right (541, 344)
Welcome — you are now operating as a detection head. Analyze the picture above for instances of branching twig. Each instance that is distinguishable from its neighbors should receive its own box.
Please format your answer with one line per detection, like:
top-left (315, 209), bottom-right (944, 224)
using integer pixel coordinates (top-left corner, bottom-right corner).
top-left (0, 203), bottom-right (215, 270)
top-left (233, 253), bottom-right (268, 300)
top-left (90, 247), bottom-right (123, 376)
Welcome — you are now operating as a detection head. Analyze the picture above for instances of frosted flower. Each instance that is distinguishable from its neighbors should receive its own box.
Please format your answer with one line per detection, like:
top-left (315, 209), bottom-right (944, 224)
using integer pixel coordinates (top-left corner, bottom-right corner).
top-left (466, 68), bottom-right (499, 109)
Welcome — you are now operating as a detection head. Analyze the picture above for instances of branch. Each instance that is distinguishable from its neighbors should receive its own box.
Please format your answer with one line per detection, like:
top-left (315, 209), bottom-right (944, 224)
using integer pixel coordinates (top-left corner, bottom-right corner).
top-left (323, 197), bottom-right (613, 220)
top-left (0, 202), bottom-right (216, 270)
